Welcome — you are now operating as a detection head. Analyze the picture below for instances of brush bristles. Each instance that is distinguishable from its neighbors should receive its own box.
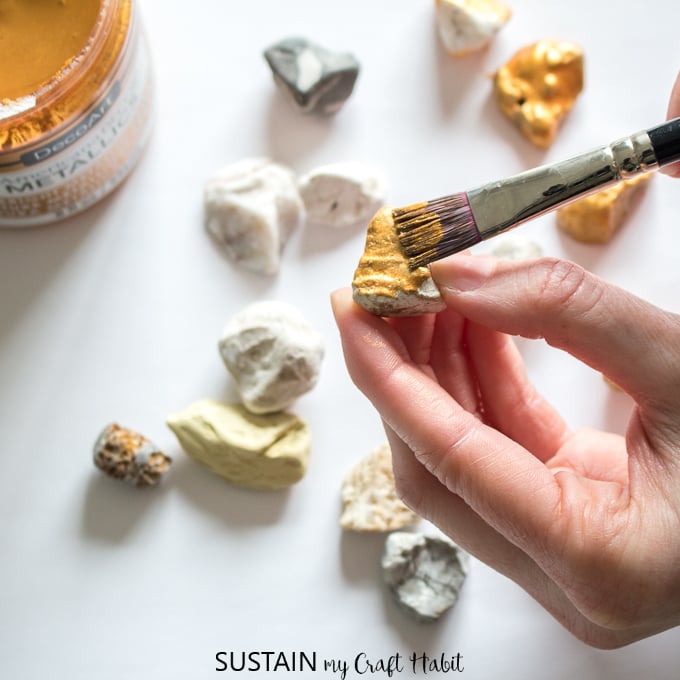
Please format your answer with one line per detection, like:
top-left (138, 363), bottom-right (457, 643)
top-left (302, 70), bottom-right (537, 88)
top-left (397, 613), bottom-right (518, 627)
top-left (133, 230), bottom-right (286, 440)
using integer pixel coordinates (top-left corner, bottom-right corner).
top-left (394, 193), bottom-right (480, 269)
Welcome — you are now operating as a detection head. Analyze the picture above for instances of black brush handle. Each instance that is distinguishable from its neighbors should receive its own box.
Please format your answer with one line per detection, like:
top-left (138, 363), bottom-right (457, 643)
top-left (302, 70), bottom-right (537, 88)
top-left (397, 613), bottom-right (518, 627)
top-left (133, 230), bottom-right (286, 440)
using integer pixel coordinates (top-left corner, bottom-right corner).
top-left (647, 117), bottom-right (680, 167)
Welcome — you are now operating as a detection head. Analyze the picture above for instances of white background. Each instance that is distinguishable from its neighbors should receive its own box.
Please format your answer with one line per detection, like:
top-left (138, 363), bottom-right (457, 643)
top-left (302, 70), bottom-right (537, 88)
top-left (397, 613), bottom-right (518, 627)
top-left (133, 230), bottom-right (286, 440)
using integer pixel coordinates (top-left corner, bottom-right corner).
top-left (2, 1), bottom-right (680, 678)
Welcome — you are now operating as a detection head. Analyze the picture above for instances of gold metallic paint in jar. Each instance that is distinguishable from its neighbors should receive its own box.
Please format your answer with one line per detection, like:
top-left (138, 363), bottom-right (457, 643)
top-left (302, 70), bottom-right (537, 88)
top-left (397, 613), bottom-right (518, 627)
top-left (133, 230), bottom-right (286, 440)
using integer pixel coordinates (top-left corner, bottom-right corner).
top-left (0, 0), bottom-right (153, 226)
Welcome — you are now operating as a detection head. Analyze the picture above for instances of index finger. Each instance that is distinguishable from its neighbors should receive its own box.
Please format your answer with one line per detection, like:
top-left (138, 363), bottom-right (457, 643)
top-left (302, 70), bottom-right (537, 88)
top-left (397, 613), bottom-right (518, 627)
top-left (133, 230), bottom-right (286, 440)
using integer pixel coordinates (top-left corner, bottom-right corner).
top-left (331, 288), bottom-right (561, 557)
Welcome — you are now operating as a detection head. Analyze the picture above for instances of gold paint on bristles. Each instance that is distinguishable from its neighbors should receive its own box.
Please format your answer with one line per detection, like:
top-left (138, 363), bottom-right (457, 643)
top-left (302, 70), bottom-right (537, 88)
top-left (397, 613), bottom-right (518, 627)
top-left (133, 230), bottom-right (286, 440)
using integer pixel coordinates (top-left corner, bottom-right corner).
top-left (394, 193), bottom-right (479, 269)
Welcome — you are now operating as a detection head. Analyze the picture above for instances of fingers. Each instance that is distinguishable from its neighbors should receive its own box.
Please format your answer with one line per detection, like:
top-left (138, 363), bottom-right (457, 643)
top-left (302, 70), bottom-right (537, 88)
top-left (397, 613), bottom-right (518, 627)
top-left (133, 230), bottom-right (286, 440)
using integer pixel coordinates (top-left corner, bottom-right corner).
top-left (430, 255), bottom-right (680, 413)
top-left (331, 287), bottom-right (561, 556)
top-left (463, 320), bottom-right (571, 461)
top-left (662, 70), bottom-right (680, 177)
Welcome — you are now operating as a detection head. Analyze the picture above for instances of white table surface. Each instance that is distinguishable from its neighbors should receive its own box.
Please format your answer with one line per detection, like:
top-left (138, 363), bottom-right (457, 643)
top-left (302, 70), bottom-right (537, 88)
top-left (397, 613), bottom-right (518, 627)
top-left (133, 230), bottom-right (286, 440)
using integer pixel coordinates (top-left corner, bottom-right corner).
top-left (2, 1), bottom-right (680, 678)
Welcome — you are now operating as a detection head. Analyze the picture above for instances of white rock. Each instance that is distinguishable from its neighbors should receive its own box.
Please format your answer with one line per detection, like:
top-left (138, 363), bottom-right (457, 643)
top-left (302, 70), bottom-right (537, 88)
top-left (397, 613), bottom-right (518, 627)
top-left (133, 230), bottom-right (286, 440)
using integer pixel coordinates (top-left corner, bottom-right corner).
top-left (204, 158), bottom-right (304, 275)
top-left (435, 0), bottom-right (511, 56)
top-left (382, 532), bottom-right (469, 622)
top-left (298, 162), bottom-right (387, 228)
top-left (340, 443), bottom-right (420, 531)
top-left (218, 300), bottom-right (325, 414)
top-left (490, 234), bottom-right (543, 261)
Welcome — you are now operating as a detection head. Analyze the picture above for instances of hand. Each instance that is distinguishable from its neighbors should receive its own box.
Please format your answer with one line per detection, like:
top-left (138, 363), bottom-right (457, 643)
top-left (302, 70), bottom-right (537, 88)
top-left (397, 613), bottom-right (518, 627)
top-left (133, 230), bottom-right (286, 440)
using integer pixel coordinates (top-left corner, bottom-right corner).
top-left (332, 253), bottom-right (680, 649)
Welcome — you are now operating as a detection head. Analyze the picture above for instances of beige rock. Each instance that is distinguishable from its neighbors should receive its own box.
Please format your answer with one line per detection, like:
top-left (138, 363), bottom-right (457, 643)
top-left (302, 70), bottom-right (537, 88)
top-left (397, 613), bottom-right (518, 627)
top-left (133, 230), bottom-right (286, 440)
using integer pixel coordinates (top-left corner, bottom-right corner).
top-left (352, 206), bottom-right (445, 317)
top-left (166, 399), bottom-right (310, 490)
top-left (340, 444), bottom-right (420, 531)
top-left (494, 40), bottom-right (583, 148)
top-left (556, 175), bottom-right (651, 244)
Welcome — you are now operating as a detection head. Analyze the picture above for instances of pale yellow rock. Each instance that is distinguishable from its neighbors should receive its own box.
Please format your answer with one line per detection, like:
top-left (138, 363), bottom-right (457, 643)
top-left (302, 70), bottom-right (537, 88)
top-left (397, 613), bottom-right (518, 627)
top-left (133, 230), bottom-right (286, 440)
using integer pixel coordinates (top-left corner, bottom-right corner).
top-left (556, 175), bottom-right (652, 244)
top-left (340, 444), bottom-right (420, 531)
top-left (166, 399), bottom-right (310, 490)
top-left (494, 40), bottom-right (584, 148)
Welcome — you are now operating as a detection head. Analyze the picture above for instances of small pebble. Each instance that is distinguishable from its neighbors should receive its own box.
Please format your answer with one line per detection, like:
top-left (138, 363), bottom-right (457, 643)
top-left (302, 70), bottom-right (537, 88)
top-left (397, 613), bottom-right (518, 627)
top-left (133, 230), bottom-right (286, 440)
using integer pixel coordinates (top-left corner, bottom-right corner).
top-left (491, 233), bottom-right (543, 260)
top-left (382, 532), bottom-right (470, 622)
top-left (435, 0), bottom-right (511, 56)
top-left (263, 37), bottom-right (360, 115)
top-left (352, 206), bottom-right (445, 317)
top-left (204, 158), bottom-right (304, 275)
top-left (93, 423), bottom-right (171, 488)
top-left (218, 300), bottom-right (325, 415)
top-left (340, 443), bottom-right (420, 532)
top-left (166, 399), bottom-right (310, 490)
top-left (299, 162), bottom-right (387, 228)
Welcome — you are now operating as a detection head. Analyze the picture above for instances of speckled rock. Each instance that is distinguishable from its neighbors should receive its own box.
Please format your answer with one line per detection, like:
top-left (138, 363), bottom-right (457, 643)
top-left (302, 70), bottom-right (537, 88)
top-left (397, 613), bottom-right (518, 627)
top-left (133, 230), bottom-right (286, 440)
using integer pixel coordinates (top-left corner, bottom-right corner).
top-left (218, 300), bottom-right (324, 415)
top-left (435, 0), bottom-right (511, 56)
top-left (382, 532), bottom-right (469, 622)
top-left (352, 206), bottom-right (445, 317)
top-left (204, 158), bottom-right (304, 275)
top-left (166, 399), bottom-right (310, 490)
top-left (340, 444), bottom-right (420, 532)
top-left (93, 423), bottom-right (171, 488)
top-left (490, 233), bottom-right (543, 260)
top-left (298, 162), bottom-right (387, 228)
top-left (264, 37), bottom-right (360, 115)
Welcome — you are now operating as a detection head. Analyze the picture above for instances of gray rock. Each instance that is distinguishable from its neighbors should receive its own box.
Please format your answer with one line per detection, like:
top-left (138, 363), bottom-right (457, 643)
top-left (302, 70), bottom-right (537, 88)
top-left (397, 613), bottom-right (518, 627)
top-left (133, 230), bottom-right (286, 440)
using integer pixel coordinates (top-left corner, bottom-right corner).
top-left (264, 37), bottom-right (360, 115)
top-left (381, 532), bottom-right (469, 622)
top-left (218, 300), bottom-right (325, 414)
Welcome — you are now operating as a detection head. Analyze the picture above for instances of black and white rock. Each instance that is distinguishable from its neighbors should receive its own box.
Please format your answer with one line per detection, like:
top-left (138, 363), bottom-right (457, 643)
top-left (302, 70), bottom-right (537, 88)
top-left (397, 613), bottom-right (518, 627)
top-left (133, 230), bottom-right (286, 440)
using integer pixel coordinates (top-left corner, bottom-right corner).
top-left (299, 162), bottom-right (387, 228)
top-left (263, 37), bottom-right (360, 115)
top-left (490, 233), bottom-right (543, 261)
top-left (218, 300), bottom-right (325, 414)
top-left (204, 158), bottom-right (304, 276)
top-left (381, 532), bottom-right (470, 622)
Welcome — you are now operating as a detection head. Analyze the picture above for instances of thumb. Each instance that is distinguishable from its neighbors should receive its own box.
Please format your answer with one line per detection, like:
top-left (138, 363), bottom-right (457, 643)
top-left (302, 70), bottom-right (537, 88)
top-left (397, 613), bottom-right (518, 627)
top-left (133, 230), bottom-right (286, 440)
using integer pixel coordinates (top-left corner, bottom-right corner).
top-left (430, 254), bottom-right (680, 410)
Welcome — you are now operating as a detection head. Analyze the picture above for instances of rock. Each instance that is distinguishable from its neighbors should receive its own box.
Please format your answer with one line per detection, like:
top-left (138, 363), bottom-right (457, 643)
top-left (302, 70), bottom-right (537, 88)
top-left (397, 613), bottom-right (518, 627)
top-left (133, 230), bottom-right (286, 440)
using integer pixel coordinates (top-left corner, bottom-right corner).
top-left (204, 158), bottom-right (304, 275)
top-left (490, 233), bottom-right (543, 260)
top-left (298, 162), bottom-right (387, 228)
top-left (340, 444), bottom-right (420, 532)
top-left (263, 37), bottom-right (360, 115)
top-left (435, 0), bottom-right (511, 56)
top-left (93, 423), bottom-right (171, 488)
top-left (381, 532), bottom-right (470, 622)
top-left (352, 206), bottom-right (445, 317)
top-left (166, 399), bottom-right (310, 490)
top-left (493, 40), bottom-right (583, 148)
top-left (218, 300), bottom-right (325, 414)
top-left (556, 175), bottom-right (652, 243)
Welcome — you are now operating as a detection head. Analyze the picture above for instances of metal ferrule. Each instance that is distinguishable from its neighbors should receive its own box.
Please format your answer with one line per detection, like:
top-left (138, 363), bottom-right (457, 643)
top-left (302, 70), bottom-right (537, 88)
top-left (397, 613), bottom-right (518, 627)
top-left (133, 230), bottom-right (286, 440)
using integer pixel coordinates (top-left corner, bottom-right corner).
top-left (466, 130), bottom-right (659, 240)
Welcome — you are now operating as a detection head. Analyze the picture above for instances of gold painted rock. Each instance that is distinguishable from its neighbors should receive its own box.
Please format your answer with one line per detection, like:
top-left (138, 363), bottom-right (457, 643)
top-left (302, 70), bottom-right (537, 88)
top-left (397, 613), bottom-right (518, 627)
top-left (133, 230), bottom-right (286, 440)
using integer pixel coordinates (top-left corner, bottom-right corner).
top-left (352, 206), bottom-right (445, 317)
top-left (340, 443), bottom-right (420, 532)
top-left (166, 399), bottom-right (310, 490)
top-left (494, 40), bottom-right (583, 148)
top-left (556, 175), bottom-right (651, 244)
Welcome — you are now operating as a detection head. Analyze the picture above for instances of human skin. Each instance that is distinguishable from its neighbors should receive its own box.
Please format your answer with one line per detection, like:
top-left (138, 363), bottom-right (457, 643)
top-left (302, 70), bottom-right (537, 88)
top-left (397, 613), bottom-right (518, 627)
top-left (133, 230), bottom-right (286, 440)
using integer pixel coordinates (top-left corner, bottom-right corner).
top-left (331, 79), bottom-right (680, 648)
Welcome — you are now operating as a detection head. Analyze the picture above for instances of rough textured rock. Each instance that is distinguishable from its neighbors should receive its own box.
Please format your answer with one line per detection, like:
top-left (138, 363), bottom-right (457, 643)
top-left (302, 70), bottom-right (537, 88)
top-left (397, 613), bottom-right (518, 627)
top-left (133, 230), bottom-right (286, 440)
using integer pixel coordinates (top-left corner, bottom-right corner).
top-left (556, 175), bottom-right (651, 243)
top-left (435, 0), bottom-right (511, 56)
top-left (93, 423), bottom-right (171, 488)
top-left (491, 233), bottom-right (543, 260)
top-left (340, 444), bottom-right (419, 532)
top-left (352, 206), bottom-right (445, 317)
top-left (218, 300), bottom-right (325, 415)
top-left (298, 162), bottom-right (387, 228)
top-left (382, 532), bottom-right (470, 622)
top-left (166, 399), bottom-right (310, 490)
top-left (494, 40), bottom-right (583, 148)
top-left (264, 37), bottom-right (360, 115)
top-left (204, 158), bottom-right (304, 275)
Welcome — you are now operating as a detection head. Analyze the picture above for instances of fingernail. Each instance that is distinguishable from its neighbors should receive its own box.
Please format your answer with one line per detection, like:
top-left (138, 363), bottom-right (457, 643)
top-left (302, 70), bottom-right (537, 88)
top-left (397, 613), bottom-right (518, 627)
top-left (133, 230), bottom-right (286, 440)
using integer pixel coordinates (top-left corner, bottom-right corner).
top-left (430, 254), bottom-right (496, 292)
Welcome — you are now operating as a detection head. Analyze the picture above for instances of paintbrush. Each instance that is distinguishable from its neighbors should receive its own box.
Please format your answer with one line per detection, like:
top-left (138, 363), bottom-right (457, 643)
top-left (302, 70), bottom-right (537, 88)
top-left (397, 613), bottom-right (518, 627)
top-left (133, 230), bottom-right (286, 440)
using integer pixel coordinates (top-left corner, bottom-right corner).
top-left (395, 117), bottom-right (680, 269)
